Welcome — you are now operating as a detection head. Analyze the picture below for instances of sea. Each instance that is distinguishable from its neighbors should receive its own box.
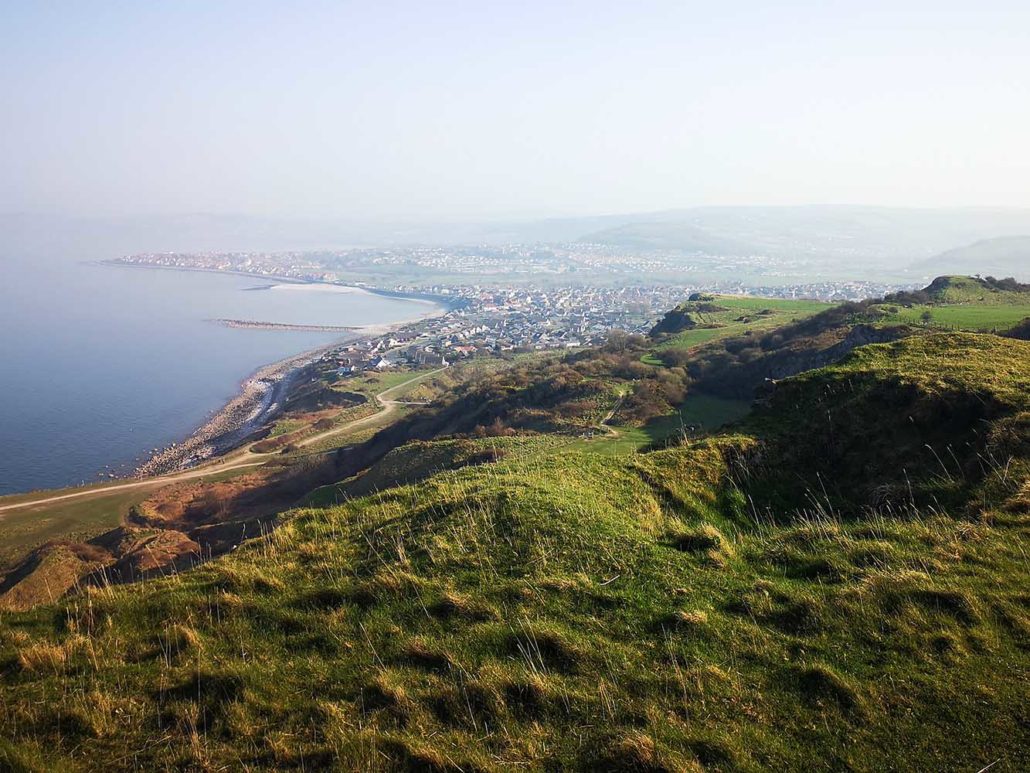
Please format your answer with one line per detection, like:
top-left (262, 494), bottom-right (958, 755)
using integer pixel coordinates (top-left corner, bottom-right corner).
top-left (0, 252), bottom-right (435, 495)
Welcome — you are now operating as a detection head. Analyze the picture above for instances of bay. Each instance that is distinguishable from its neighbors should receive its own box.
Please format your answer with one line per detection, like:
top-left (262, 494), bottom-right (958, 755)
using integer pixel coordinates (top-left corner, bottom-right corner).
top-left (0, 256), bottom-right (432, 495)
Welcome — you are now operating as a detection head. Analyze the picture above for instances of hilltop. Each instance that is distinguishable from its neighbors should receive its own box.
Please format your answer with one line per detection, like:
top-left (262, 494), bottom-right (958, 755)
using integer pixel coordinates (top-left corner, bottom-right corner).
top-left (0, 277), bottom-right (1028, 770)
top-left (913, 236), bottom-right (1030, 281)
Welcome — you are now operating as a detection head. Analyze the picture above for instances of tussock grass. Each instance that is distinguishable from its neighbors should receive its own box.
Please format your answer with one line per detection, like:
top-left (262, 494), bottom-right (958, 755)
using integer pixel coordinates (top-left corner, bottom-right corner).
top-left (790, 663), bottom-right (863, 714)
top-left (16, 641), bottom-right (69, 674)
top-left (0, 332), bottom-right (1027, 769)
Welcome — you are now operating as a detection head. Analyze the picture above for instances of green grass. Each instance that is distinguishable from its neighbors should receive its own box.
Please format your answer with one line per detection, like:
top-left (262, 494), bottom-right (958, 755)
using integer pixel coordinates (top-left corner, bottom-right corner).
top-left (877, 302), bottom-right (1030, 331)
top-left (268, 418), bottom-right (306, 438)
top-left (1, 292), bottom-right (1028, 769)
top-left (867, 275), bottom-right (1030, 332)
top-left (800, 331), bottom-right (1030, 406)
top-left (645, 393), bottom-right (753, 437)
top-left (654, 295), bottom-right (830, 352)
top-left (568, 393), bottom-right (753, 457)
top-left (332, 368), bottom-right (421, 397)
top-left (0, 487), bottom-right (147, 571)
top-left (924, 275), bottom-right (1028, 304)
top-left (1, 408), bottom-right (1026, 768)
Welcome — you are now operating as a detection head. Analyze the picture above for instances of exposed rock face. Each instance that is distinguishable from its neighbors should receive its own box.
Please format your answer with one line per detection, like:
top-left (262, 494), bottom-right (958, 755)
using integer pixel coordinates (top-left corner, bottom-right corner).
top-left (762, 325), bottom-right (907, 381)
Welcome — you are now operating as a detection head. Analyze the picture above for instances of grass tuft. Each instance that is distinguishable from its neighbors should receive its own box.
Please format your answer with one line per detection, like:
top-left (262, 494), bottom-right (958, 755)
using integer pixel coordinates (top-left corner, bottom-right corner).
top-left (791, 663), bottom-right (863, 714)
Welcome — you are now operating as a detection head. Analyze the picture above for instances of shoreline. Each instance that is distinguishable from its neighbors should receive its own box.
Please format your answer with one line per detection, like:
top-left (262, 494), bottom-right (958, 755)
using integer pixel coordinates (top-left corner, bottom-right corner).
top-left (130, 275), bottom-right (449, 478)
top-left (101, 259), bottom-right (462, 311)
top-left (132, 343), bottom-right (332, 478)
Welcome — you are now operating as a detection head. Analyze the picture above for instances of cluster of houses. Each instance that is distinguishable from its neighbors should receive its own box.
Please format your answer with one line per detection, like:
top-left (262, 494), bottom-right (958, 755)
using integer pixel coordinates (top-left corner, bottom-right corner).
top-left (326, 337), bottom-right (449, 376)
top-left (319, 284), bottom-right (690, 383)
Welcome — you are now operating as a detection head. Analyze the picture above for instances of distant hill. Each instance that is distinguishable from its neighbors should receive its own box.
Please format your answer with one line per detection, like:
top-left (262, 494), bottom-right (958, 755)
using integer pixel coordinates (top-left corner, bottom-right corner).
top-left (7, 207), bottom-right (1030, 264)
top-left (575, 206), bottom-right (1030, 272)
top-left (921, 274), bottom-right (1030, 303)
top-left (912, 236), bottom-right (1030, 280)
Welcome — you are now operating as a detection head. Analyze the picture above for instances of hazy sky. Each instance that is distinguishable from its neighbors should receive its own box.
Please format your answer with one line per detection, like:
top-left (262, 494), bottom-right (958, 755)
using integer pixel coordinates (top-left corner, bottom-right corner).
top-left (2, 1), bottom-right (1028, 219)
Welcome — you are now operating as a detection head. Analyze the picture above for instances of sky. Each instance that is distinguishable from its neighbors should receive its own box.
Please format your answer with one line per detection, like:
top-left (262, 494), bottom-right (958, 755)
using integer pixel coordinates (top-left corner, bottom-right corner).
top-left (1, 0), bottom-right (1028, 220)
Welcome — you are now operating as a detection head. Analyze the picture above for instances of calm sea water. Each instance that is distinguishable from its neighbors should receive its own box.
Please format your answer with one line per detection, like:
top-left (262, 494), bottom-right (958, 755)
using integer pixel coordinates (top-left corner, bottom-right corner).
top-left (0, 257), bottom-right (431, 495)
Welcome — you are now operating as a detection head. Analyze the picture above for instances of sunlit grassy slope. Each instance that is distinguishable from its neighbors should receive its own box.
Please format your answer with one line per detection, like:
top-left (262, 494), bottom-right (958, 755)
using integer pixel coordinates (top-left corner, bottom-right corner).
top-left (653, 296), bottom-right (830, 351)
top-left (1, 331), bottom-right (1028, 771)
top-left (872, 275), bottom-right (1030, 331)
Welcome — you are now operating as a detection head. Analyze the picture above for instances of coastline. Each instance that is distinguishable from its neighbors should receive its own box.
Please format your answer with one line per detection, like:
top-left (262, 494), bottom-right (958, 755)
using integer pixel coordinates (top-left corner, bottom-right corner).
top-left (131, 274), bottom-right (449, 478)
top-left (132, 343), bottom-right (331, 477)
top-left (101, 259), bottom-right (462, 311)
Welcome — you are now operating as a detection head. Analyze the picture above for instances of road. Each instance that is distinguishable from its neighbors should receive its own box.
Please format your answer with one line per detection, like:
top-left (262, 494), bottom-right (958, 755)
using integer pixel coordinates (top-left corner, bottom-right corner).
top-left (0, 367), bottom-right (446, 516)
top-left (295, 366), bottom-right (444, 448)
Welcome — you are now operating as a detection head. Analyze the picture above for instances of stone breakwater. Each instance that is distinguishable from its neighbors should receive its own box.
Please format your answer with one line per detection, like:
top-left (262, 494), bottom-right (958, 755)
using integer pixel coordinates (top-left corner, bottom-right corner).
top-left (213, 318), bottom-right (355, 332)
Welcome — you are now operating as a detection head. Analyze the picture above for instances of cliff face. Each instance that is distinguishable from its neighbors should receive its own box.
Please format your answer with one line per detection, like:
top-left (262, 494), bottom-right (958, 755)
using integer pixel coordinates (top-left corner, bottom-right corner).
top-left (695, 323), bottom-right (915, 399)
top-left (762, 324), bottom-right (910, 381)
top-left (649, 305), bottom-right (697, 336)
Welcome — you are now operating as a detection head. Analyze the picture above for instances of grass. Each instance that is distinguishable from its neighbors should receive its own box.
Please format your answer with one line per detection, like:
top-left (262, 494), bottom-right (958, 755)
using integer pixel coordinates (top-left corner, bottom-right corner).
top-left (267, 418), bottom-right (306, 438)
top-left (330, 365), bottom-right (460, 399)
top-left (0, 464), bottom-right (264, 575)
top-left (0, 285), bottom-right (1027, 769)
top-left (0, 487), bottom-right (151, 571)
top-left (1, 415), bottom-right (1026, 769)
top-left (877, 302), bottom-right (1030, 331)
top-left (643, 393), bottom-right (753, 438)
top-left (653, 295), bottom-right (830, 352)
top-left (566, 392), bottom-right (752, 456)
top-left (867, 275), bottom-right (1030, 332)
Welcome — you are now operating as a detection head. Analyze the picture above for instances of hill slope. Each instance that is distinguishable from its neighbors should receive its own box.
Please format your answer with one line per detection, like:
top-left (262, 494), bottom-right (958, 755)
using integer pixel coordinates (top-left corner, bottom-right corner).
top-left (1, 330), bottom-right (1028, 771)
top-left (914, 236), bottom-right (1030, 280)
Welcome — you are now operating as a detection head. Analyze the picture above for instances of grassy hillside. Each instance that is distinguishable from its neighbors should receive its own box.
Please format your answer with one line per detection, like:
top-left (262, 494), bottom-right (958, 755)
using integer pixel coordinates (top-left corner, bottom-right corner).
top-left (1, 328), bottom-right (1028, 770)
top-left (649, 295), bottom-right (829, 352)
top-left (873, 275), bottom-right (1030, 331)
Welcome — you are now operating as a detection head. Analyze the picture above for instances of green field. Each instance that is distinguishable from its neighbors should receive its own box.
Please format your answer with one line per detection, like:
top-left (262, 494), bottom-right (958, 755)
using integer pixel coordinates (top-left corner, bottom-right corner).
top-left (0, 487), bottom-right (146, 570)
top-left (654, 295), bottom-right (830, 351)
top-left (878, 302), bottom-right (1030, 331)
top-left (567, 392), bottom-right (752, 456)
top-left (869, 275), bottom-right (1030, 332)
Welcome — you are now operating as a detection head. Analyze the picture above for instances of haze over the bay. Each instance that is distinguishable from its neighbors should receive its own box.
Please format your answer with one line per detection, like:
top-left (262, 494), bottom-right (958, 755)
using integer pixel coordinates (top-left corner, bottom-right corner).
top-left (2, 0), bottom-right (1029, 222)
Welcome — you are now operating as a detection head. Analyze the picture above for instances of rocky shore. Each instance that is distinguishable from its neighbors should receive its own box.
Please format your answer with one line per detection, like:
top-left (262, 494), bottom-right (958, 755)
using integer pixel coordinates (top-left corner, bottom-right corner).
top-left (133, 348), bottom-right (323, 477)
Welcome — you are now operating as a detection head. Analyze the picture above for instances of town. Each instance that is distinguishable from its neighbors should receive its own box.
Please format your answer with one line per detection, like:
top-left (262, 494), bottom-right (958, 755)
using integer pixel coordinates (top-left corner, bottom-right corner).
top-left (314, 283), bottom-right (686, 377)
top-left (112, 249), bottom-right (918, 380)
top-left (114, 247), bottom-right (915, 300)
